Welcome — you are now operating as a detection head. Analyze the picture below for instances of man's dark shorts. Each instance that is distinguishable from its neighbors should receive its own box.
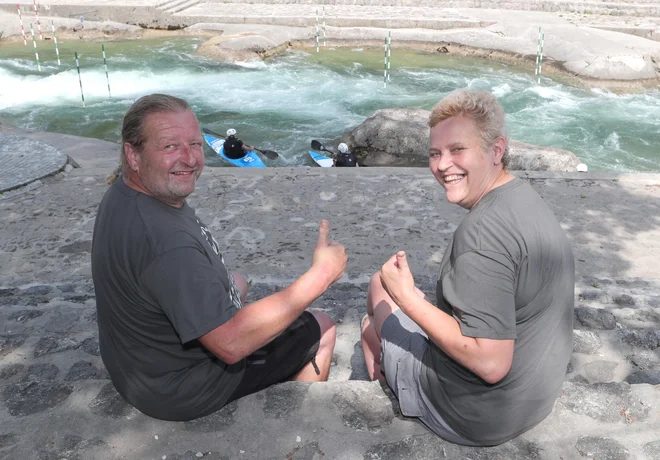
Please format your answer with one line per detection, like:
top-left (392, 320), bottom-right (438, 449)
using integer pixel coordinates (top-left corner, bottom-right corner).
top-left (228, 311), bottom-right (321, 402)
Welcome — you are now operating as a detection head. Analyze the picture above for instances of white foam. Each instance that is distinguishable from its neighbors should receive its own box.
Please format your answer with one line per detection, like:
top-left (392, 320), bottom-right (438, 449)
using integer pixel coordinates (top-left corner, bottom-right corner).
top-left (604, 132), bottom-right (621, 151)
top-left (491, 83), bottom-right (512, 97)
top-left (528, 84), bottom-right (567, 100)
top-left (1, 40), bottom-right (659, 172)
top-left (232, 60), bottom-right (268, 69)
top-left (590, 87), bottom-right (618, 98)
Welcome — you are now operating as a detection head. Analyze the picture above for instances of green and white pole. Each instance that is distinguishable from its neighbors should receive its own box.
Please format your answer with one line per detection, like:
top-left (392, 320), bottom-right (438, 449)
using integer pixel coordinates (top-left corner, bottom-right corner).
top-left (387, 31), bottom-right (391, 82)
top-left (75, 52), bottom-right (85, 107)
top-left (534, 26), bottom-right (541, 78)
top-left (322, 5), bottom-right (326, 47)
top-left (102, 44), bottom-right (111, 98)
top-left (29, 23), bottom-right (41, 71)
top-left (315, 9), bottom-right (319, 53)
top-left (383, 36), bottom-right (388, 88)
top-left (537, 32), bottom-right (544, 84)
top-left (51, 20), bottom-right (60, 65)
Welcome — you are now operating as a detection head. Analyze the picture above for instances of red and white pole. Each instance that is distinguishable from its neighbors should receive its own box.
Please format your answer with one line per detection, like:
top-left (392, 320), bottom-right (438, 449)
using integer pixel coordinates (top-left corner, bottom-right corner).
top-left (32, 0), bottom-right (42, 40)
top-left (17, 4), bottom-right (27, 45)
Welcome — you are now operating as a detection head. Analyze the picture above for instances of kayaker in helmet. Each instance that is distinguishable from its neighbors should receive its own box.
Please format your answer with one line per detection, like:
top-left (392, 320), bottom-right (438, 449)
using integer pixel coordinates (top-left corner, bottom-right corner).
top-left (334, 143), bottom-right (359, 167)
top-left (224, 129), bottom-right (255, 160)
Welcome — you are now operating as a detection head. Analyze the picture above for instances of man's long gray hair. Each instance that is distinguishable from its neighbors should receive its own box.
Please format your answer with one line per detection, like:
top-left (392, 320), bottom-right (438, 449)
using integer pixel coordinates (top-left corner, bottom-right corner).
top-left (106, 94), bottom-right (192, 184)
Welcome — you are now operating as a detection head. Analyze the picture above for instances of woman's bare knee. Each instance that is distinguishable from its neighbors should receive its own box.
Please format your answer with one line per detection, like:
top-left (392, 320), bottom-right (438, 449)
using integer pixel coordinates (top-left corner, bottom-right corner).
top-left (366, 271), bottom-right (383, 316)
top-left (361, 320), bottom-right (383, 381)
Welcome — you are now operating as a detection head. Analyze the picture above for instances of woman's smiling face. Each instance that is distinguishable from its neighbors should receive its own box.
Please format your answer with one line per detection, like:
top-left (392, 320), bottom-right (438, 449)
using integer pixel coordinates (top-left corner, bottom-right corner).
top-left (429, 115), bottom-right (505, 210)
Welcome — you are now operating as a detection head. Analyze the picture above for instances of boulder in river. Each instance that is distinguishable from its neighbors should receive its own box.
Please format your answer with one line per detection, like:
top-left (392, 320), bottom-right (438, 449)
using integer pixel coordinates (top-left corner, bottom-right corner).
top-left (342, 108), bottom-right (581, 171)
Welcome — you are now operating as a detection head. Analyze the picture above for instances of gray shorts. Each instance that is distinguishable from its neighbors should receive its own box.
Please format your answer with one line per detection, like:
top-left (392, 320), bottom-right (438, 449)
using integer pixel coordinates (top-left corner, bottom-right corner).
top-left (381, 309), bottom-right (477, 446)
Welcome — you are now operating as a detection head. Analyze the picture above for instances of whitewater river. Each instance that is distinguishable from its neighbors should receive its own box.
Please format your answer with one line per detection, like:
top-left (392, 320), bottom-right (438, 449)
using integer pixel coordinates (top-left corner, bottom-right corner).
top-left (1, 36), bottom-right (659, 171)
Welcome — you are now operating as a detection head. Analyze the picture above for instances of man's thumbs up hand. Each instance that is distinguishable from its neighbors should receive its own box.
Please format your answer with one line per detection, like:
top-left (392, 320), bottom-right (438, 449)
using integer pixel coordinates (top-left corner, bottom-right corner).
top-left (312, 220), bottom-right (347, 285)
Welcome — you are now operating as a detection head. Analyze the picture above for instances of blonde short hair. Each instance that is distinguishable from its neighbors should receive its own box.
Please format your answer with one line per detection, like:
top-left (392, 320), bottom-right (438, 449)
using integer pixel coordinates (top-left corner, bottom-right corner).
top-left (428, 89), bottom-right (510, 168)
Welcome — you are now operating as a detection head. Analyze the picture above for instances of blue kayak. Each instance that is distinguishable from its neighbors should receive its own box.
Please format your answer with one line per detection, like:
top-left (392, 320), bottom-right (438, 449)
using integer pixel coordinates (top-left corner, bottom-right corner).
top-left (202, 131), bottom-right (266, 168)
top-left (308, 150), bottom-right (334, 167)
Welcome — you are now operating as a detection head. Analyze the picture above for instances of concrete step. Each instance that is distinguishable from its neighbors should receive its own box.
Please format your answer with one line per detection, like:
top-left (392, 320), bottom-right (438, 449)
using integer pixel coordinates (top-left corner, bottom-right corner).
top-left (174, 11), bottom-right (492, 30)
top-left (161, 0), bottom-right (201, 13)
top-left (155, 0), bottom-right (178, 8)
top-left (193, 0), bottom-right (660, 17)
top-left (1, 154), bottom-right (660, 459)
top-left (156, 0), bottom-right (192, 12)
top-left (171, 2), bottom-right (495, 29)
top-left (197, 0), bottom-right (660, 4)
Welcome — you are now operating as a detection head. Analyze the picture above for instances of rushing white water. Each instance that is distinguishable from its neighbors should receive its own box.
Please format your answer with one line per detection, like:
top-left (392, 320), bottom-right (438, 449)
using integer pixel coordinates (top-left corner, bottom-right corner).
top-left (1, 36), bottom-right (659, 171)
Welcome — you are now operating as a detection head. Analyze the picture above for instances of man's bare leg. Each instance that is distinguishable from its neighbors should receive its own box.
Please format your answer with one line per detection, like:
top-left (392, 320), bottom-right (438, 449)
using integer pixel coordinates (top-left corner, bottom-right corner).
top-left (293, 310), bottom-right (336, 382)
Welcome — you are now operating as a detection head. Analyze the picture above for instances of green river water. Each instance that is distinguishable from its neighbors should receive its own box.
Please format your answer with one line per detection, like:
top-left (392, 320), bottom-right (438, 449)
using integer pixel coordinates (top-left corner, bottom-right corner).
top-left (1, 36), bottom-right (659, 171)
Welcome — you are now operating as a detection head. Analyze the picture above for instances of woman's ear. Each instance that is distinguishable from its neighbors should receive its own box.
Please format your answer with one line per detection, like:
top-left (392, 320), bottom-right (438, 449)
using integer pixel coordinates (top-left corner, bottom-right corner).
top-left (492, 136), bottom-right (507, 166)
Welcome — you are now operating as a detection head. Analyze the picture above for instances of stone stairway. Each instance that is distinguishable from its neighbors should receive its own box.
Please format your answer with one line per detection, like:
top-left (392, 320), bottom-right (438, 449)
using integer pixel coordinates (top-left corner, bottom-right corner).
top-left (1, 124), bottom-right (659, 458)
top-left (1, 0), bottom-right (658, 40)
top-left (156, 0), bottom-right (201, 15)
top-left (173, 3), bottom-right (494, 30)
top-left (157, 0), bottom-right (660, 41)
top-left (185, 0), bottom-right (660, 18)
top-left (0, 273), bottom-right (658, 458)
top-left (570, 276), bottom-right (660, 385)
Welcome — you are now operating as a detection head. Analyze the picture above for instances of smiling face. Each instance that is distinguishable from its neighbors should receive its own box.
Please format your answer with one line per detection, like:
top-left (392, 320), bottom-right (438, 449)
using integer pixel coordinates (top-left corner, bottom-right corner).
top-left (429, 115), bottom-right (507, 210)
top-left (124, 110), bottom-right (204, 208)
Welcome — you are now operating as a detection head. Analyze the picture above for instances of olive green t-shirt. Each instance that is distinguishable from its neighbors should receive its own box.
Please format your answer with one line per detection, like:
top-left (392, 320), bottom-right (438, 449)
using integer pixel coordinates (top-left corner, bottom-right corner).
top-left (420, 177), bottom-right (575, 446)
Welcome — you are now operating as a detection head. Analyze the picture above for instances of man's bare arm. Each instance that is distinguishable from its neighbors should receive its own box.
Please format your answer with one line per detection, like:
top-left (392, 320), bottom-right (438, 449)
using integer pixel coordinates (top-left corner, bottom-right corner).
top-left (199, 220), bottom-right (346, 364)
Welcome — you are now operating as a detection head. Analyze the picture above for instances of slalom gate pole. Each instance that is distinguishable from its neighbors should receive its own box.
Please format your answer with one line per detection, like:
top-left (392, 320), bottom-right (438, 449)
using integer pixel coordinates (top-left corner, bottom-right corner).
top-left (387, 31), bottom-right (391, 82)
top-left (322, 4), bottom-right (326, 47)
top-left (315, 9), bottom-right (319, 52)
top-left (32, 0), bottom-right (42, 40)
top-left (537, 32), bottom-right (544, 84)
top-left (534, 26), bottom-right (541, 77)
top-left (17, 4), bottom-right (27, 45)
top-left (29, 23), bottom-right (41, 71)
top-left (102, 44), bottom-right (111, 98)
top-left (75, 51), bottom-right (85, 107)
top-left (52, 20), bottom-right (60, 65)
top-left (383, 36), bottom-right (387, 88)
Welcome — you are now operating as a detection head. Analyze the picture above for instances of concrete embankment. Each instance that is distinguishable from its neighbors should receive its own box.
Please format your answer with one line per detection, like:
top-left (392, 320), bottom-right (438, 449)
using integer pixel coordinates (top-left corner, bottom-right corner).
top-left (0, 129), bottom-right (659, 459)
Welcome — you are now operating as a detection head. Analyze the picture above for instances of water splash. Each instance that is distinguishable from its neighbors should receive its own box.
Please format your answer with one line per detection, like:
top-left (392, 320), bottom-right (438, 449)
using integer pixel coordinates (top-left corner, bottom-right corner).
top-left (604, 132), bottom-right (621, 151)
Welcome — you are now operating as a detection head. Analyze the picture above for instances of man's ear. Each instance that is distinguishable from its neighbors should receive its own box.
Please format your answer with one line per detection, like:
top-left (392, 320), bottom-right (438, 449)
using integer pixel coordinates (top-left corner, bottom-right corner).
top-left (492, 136), bottom-right (507, 166)
top-left (124, 142), bottom-right (140, 172)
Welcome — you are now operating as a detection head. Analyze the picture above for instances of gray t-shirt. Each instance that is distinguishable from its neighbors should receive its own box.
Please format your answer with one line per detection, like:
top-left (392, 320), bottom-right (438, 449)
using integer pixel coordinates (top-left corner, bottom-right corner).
top-left (91, 177), bottom-right (245, 421)
top-left (420, 177), bottom-right (575, 445)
